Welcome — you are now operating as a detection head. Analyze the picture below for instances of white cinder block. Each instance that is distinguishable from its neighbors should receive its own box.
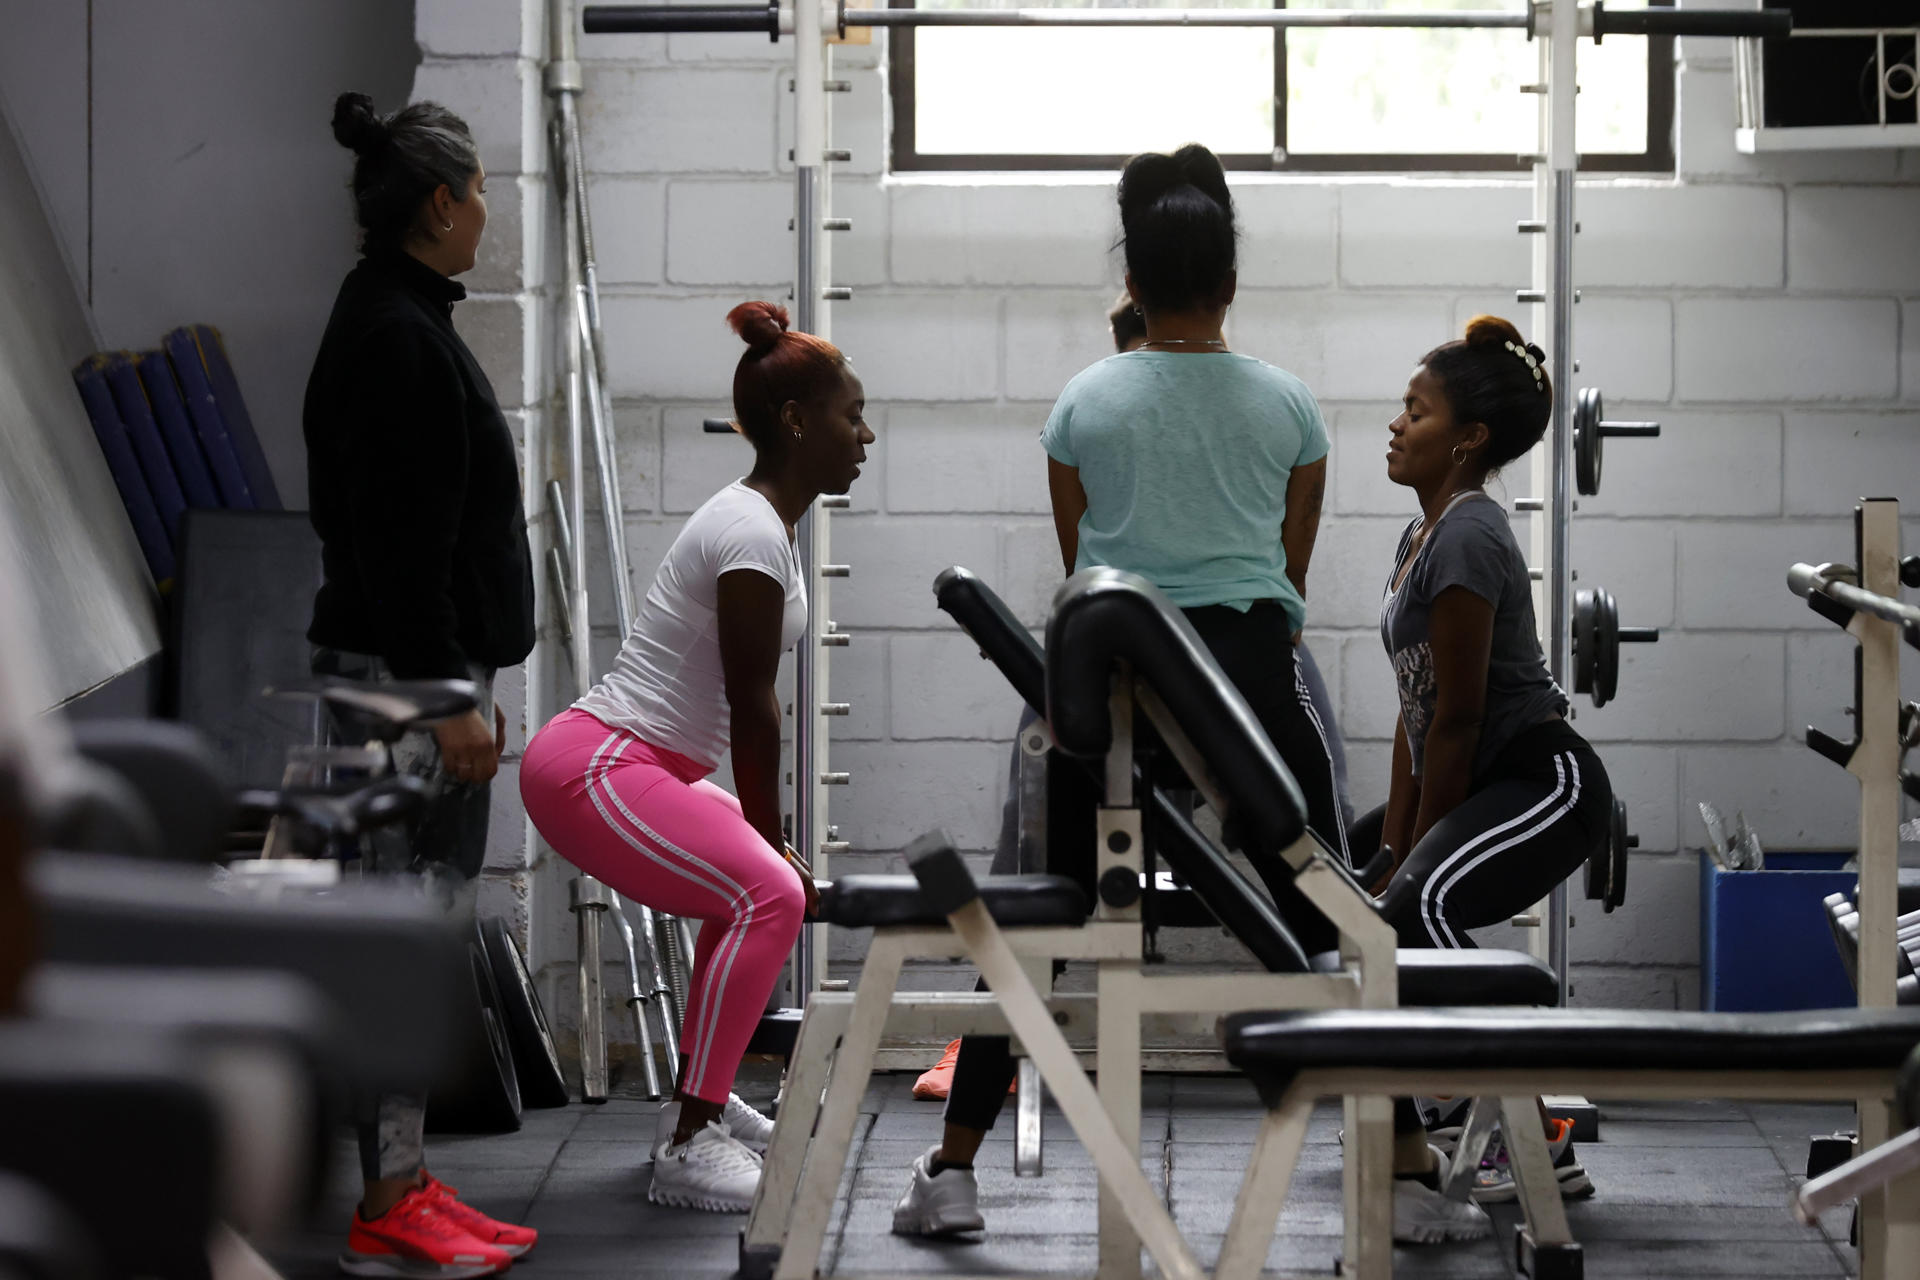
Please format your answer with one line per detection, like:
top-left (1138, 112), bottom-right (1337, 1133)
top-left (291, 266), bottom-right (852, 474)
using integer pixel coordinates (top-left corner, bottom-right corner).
top-left (885, 405), bottom-right (1049, 514)
top-left (1237, 294), bottom-right (1454, 402)
top-left (822, 629), bottom-right (886, 741)
top-left (668, 23), bottom-right (789, 64)
top-left (453, 296), bottom-right (534, 408)
top-left (829, 516), bottom-right (998, 629)
top-left (1564, 966), bottom-right (1687, 1012)
top-left (1344, 741), bottom-right (1392, 812)
top-left (1677, 298), bottom-right (1900, 403)
top-left (891, 182), bottom-right (1117, 287)
top-left (1783, 412), bottom-right (1920, 515)
top-left (1299, 633), bottom-right (1343, 729)
top-left (1583, 410), bottom-right (1782, 518)
top-left (412, 58), bottom-right (541, 176)
top-left (1570, 519), bottom-right (1677, 628)
top-left (828, 178), bottom-right (889, 288)
top-left (1233, 184), bottom-right (1339, 289)
top-left (586, 179), bottom-right (666, 285)
top-left (832, 293), bottom-right (1001, 402)
top-left (1451, 294), bottom-right (1672, 402)
top-left (1567, 855), bottom-right (1700, 967)
top-left (1674, 520), bottom-right (1853, 630)
top-left (661, 406), bottom-right (754, 511)
top-left (582, 67), bottom-right (775, 174)
top-left (1301, 516), bottom-right (1408, 629)
top-left (1907, 300), bottom-right (1920, 403)
top-left (1574, 631), bottom-right (1784, 743)
top-left (600, 294), bottom-right (744, 398)
top-left (1681, 744), bottom-right (1863, 848)
top-left (617, 515), bottom-right (692, 607)
top-left (416, 0), bottom-right (530, 57)
top-left (830, 741), bottom-right (1009, 850)
top-left (777, 66), bottom-right (885, 177)
top-left (999, 520), bottom-right (1067, 628)
top-left (891, 633), bottom-right (1024, 739)
top-left (1331, 406), bottom-right (1427, 517)
top-left (1676, 67), bottom-right (1899, 184)
top-left (1004, 293), bottom-right (1117, 402)
top-left (667, 180), bottom-right (793, 286)
top-left (1338, 635), bottom-right (1399, 742)
top-left (466, 173), bottom-right (526, 293)
top-left (1578, 184), bottom-right (1783, 289)
top-left (1590, 743), bottom-right (1682, 854)
top-left (484, 762), bottom-right (530, 870)
top-left (1790, 188), bottom-right (1920, 293)
top-left (611, 404), bottom-right (662, 516)
top-left (1337, 184), bottom-right (1530, 289)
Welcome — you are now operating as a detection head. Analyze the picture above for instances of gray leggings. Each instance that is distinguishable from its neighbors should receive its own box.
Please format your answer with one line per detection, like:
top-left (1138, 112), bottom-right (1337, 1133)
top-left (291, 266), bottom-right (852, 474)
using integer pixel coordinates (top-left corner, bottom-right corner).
top-left (312, 647), bottom-right (493, 1182)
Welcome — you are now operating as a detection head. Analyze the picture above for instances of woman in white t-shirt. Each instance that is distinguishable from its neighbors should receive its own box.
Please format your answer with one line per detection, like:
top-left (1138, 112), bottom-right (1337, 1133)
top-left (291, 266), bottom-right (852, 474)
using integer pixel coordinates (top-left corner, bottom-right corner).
top-left (521, 301), bottom-right (870, 1213)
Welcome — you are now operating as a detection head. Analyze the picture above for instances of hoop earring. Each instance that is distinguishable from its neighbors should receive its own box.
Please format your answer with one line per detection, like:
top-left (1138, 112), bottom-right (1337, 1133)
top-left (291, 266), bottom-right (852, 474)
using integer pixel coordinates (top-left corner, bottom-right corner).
top-left (441, 220), bottom-right (453, 232)
top-left (1451, 444), bottom-right (1469, 466)
top-left (792, 430), bottom-right (803, 442)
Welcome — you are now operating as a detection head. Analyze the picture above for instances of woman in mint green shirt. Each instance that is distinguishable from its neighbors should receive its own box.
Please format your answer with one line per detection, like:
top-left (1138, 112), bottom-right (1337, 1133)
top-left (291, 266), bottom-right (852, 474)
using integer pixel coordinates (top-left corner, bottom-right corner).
top-left (1042, 143), bottom-right (1345, 863)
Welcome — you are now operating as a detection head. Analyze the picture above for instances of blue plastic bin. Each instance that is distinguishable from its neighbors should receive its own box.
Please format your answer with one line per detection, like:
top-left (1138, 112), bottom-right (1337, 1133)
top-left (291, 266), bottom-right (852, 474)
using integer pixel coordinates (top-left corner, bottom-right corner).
top-left (1698, 851), bottom-right (1857, 1012)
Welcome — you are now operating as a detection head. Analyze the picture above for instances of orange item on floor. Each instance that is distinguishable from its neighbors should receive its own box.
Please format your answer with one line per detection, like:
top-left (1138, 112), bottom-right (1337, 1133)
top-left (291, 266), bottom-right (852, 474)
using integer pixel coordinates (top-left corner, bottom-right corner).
top-left (912, 1039), bottom-right (1016, 1101)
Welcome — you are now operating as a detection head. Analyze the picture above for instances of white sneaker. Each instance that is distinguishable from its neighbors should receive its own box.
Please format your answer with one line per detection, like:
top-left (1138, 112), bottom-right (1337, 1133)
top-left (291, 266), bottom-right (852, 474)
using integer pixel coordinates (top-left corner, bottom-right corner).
top-left (1393, 1147), bottom-right (1492, 1244)
top-left (892, 1144), bottom-right (986, 1237)
top-left (723, 1093), bottom-right (776, 1154)
top-left (649, 1113), bottom-right (763, 1213)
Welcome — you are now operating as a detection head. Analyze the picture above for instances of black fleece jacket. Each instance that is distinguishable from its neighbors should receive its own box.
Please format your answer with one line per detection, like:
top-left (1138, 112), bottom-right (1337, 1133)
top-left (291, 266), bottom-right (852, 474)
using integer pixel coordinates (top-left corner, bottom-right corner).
top-left (303, 249), bottom-right (535, 679)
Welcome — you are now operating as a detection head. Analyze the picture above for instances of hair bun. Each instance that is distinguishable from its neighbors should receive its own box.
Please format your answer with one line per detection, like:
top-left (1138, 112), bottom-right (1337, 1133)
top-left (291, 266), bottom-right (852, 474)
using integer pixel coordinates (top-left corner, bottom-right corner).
top-left (331, 92), bottom-right (387, 155)
top-left (726, 300), bottom-right (790, 354)
top-left (1462, 313), bottom-right (1525, 349)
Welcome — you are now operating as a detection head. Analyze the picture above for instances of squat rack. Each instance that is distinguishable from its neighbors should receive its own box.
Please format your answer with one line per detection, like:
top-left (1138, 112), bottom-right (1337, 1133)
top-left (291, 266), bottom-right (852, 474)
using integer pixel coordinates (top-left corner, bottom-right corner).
top-left (570, 1), bottom-right (1791, 1040)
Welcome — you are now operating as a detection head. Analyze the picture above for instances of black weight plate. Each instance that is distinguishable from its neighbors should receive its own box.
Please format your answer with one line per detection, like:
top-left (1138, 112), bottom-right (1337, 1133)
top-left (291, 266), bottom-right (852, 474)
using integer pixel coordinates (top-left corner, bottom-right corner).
top-left (1594, 588), bottom-right (1620, 708)
top-left (482, 917), bottom-right (569, 1109)
top-left (1575, 387), bottom-right (1604, 497)
top-left (426, 932), bottom-right (523, 1134)
top-left (1606, 796), bottom-right (1629, 913)
top-left (1573, 588), bottom-right (1598, 696)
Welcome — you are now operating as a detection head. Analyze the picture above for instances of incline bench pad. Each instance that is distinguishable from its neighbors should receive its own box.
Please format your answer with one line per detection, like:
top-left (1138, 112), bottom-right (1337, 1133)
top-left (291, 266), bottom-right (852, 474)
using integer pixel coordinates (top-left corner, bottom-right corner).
top-left (1309, 950), bottom-right (1560, 1008)
top-left (821, 873), bottom-right (1088, 929)
top-left (1224, 1007), bottom-right (1920, 1089)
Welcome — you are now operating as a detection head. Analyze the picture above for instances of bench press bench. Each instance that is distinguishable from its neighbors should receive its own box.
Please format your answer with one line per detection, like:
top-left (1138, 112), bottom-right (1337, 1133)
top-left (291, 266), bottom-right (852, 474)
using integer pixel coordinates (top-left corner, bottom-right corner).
top-left (740, 569), bottom-right (1563, 1280)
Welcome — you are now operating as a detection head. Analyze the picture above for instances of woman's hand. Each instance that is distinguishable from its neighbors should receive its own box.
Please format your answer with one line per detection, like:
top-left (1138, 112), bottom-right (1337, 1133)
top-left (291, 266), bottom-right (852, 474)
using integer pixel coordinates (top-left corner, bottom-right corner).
top-left (783, 843), bottom-right (822, 919)
top-left (434, 708), bottom-right (500, 784)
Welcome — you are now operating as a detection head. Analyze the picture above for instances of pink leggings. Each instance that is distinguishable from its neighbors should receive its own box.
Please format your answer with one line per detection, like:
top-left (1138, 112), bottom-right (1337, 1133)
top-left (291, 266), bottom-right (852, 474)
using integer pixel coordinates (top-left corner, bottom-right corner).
top-left (520, 708), bottom-right (805, 1103)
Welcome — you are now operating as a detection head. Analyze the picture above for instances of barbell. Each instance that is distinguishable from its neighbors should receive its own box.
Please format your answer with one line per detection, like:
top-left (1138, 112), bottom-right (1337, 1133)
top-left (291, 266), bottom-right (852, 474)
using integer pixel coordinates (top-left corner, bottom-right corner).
top-left (1573, 388), bottom-right (1661, 497)
top-left (1572, 586), bottom-right (1660, 708)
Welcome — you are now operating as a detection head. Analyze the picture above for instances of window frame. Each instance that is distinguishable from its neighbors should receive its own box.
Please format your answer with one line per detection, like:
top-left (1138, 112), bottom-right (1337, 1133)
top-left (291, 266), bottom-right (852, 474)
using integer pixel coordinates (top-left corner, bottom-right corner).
top-left (887, 0), bottom-right (1675, 174)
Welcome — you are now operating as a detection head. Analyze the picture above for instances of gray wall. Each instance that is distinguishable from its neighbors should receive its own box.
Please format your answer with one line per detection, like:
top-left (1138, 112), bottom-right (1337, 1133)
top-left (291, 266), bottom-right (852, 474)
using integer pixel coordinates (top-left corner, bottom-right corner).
top-left (0, 0), bottom-right (421, 505)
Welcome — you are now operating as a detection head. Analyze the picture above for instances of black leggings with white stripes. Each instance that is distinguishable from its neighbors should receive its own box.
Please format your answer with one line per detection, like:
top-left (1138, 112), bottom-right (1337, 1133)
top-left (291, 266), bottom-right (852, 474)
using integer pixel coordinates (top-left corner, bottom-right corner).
top-left (1371, 718), bottom-right (1610, 950)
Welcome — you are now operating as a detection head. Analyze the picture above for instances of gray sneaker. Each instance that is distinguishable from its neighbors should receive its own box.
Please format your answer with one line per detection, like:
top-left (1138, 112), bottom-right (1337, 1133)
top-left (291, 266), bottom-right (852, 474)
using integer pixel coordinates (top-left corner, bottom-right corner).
top-left (891, 1145), bottom-right (986, 1237)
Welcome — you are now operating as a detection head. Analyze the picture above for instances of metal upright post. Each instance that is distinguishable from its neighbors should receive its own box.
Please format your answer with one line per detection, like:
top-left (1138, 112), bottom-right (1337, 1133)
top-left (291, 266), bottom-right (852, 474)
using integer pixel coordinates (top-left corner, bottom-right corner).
top-left (789, 0), bottom-right (833, 1003)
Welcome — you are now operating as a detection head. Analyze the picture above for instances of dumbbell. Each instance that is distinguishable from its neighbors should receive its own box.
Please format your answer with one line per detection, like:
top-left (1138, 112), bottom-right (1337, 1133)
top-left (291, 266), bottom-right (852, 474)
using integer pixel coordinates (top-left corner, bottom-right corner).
top-left (1572, 388), bottom-right (1660, 497)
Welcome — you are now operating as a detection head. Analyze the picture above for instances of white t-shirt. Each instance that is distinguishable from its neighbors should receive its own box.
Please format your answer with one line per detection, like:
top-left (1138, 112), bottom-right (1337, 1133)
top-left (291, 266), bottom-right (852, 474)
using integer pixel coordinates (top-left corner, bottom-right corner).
top-left (576, 481), bottom-right (807, 770)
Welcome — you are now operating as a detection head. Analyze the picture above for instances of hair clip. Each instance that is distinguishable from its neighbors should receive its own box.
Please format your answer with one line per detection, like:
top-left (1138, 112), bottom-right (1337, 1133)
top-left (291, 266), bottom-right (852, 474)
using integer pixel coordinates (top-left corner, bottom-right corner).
top-left (1504, 340), bottom-right (1547, 392)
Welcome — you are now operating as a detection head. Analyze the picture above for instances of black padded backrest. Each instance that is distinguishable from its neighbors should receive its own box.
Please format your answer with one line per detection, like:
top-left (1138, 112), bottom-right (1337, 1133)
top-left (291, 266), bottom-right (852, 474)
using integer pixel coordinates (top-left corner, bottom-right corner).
top-left (934, 567), bottom-right (1046, 713)
top-left (70, 720), bottom-right (233, 862)
top-left (1046, 568), bottom-right (1309, 859)
top-left (1149, 791), bottom-right (1311, 973)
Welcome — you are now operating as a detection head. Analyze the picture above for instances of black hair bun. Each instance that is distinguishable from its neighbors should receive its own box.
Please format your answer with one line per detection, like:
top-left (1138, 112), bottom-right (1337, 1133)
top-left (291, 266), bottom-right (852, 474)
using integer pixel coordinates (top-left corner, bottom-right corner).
top-left (331, 92), bottom-right (387, 155)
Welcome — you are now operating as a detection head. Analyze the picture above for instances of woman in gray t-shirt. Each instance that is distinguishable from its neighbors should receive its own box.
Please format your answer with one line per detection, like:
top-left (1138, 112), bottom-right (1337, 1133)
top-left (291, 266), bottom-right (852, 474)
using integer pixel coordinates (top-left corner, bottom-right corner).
top-left (1356, 315), bottom-right (1615, 1228)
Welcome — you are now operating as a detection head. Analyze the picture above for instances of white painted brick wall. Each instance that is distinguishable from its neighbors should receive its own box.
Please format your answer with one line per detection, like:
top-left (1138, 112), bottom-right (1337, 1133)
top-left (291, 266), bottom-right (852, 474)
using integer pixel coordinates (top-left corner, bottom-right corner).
top-left (462, 14), bottom-right (1920, 1016)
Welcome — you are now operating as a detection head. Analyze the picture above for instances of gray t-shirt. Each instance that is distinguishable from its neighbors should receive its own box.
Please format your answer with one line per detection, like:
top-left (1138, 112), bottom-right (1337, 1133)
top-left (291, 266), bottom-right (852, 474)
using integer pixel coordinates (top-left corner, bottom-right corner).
top-left (1380, 492), bottom-right (1567, 779)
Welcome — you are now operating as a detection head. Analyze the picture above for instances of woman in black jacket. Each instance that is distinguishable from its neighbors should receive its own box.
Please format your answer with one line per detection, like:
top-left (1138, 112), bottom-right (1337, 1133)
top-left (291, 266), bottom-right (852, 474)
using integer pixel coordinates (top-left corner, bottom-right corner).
top-left (304, 92), bottom-right (536, 1278)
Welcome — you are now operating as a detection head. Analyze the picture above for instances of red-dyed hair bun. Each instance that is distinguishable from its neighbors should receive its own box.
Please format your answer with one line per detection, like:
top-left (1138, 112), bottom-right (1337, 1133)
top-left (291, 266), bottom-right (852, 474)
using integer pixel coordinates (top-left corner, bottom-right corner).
top-left (728, 300), bottom-right (790, 355)
top-left (723, 300), bottom-right (846, 451)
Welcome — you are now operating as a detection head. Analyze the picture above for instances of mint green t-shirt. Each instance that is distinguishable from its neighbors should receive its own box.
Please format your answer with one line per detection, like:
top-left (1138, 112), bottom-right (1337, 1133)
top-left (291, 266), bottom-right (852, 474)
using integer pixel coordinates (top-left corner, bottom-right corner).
top-left (1040, 351), bottom-right (1330, 633)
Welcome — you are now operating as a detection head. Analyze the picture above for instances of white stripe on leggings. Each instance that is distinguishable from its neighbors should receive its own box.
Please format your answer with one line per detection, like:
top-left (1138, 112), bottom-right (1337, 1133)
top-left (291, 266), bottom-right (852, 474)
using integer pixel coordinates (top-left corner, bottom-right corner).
top-left (1418, 753), bottom-right (1581, 949)
top-left (581, 730), bottom-right (753, 1093)
top-left (1292, 656), bottom-right (1350, 866)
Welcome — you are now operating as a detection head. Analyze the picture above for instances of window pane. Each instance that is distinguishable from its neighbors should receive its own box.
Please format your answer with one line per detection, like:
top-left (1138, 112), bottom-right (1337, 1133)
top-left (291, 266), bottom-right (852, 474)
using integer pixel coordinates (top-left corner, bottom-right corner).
top-left (913, 0), bottom-right (1274, 156)
top-left (1283, 0), bottom-right (1649, 156)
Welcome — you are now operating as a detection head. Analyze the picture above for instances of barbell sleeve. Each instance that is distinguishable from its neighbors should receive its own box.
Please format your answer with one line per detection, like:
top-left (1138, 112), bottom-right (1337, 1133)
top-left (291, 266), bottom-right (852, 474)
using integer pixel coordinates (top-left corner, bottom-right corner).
top-left (1592, 4), bottom-right (1792, 42)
